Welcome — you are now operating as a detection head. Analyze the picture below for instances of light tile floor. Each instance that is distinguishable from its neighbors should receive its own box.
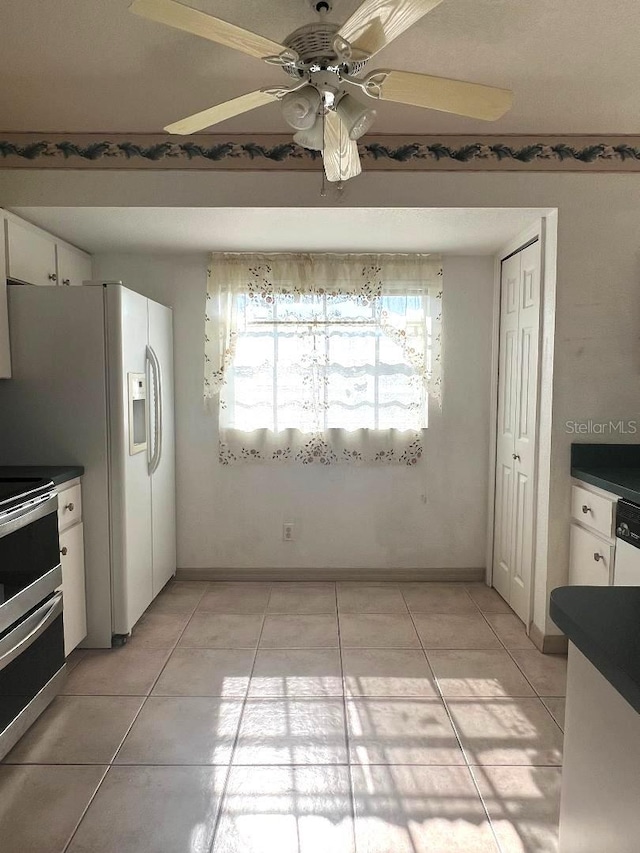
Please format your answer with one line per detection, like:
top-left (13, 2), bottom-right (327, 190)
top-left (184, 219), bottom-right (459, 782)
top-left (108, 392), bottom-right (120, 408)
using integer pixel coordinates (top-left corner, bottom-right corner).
top-left (0, 581), bottom-right (567, 853)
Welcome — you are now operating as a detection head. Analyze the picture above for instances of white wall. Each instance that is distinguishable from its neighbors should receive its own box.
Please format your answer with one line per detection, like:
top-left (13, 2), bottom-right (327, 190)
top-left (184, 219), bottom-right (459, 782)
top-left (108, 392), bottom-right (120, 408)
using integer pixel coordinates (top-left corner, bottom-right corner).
top-left (93, 252), bottom-right (495, 574)
top-left (6, 169), bottom-right (640, 635)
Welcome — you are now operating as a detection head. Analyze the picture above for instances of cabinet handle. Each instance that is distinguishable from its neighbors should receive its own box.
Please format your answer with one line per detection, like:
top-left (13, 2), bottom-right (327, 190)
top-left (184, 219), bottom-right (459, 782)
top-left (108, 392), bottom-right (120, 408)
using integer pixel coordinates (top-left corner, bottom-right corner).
top-left (512, 453), bottom-right (520, 461)
top-left (65, 502), bottom-right (74, 512)
top-left (48, 273), bottom-right (57, 282)
top-left (60, 546), bottom-right (68, 556)
top-left (593, 552), bottom-right (603, 562)
top-left (62, 278), bottom-right (71, 286)
top-left (582, 505), bottom-right (591, 514)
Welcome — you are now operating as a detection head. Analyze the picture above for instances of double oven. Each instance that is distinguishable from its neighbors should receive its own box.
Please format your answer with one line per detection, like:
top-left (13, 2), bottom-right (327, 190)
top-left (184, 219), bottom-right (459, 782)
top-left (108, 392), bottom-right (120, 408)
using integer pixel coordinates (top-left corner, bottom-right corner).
top-left (0, 477), bottom-right (65, 759)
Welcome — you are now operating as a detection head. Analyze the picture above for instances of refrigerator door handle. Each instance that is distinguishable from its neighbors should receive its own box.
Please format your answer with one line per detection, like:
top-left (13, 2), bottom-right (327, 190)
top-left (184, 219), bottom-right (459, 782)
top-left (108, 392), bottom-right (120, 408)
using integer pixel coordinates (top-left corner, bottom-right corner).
top-left (145, 345), bottom-right (158, 474)
top-left (146, 344), bottom-right (163, 475)
top-left (153, 344), bottom-right (163, 474)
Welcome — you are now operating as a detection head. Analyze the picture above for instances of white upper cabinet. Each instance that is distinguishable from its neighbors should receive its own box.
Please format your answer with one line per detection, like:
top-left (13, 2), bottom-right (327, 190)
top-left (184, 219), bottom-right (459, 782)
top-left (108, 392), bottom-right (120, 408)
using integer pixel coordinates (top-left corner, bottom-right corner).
top-left (0, 210), bottom-right (93, 376)
top-left (6, 218), bottom-right (58, 286)
top-left (4, 212), bottom-right (92, 288)
top-left (57, 243), bottom-right (93, 287)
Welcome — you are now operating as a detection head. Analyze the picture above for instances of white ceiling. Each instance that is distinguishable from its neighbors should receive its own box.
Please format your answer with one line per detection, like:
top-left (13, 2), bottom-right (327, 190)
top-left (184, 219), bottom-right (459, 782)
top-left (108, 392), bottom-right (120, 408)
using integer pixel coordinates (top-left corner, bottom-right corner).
top-left (10, 207), bottom-right (545, 255)
top-left (2, 1), bottom-right (640, 135)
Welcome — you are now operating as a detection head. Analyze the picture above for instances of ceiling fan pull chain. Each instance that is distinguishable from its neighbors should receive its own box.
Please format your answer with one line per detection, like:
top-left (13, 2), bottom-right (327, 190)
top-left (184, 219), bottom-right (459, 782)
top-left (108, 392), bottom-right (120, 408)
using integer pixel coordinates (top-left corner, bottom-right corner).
top-left (337, 116), bottom-right (345, 191)
top-left (320, 109), bottom-right (327, 197)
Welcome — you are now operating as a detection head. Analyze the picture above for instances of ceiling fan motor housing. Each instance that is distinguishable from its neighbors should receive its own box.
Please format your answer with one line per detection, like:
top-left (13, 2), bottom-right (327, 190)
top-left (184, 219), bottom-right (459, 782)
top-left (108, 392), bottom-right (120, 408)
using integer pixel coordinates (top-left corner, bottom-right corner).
top-left (283, 22), bottom-right (369, 78)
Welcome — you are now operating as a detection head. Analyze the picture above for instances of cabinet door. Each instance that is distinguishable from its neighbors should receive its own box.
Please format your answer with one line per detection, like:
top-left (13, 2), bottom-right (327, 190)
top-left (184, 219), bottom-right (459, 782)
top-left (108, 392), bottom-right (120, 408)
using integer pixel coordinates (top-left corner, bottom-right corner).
top-left (569, 523), bottom-right (612, 586)
top-left (57, 483), bottom-right (83, 533)
top-left (6, 219), bottom-right (57, 286)
top-left (570, 484), bottom-right (615, 539)
top-left (59, 523), bottom-right (87, 655)
top-left (57, 244), bottom-right (92, 287)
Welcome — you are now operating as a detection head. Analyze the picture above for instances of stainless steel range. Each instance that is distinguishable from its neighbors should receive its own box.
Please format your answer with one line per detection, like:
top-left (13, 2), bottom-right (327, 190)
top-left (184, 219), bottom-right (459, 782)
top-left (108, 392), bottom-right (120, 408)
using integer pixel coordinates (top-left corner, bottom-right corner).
top-left (0, 477), bottom-right (65, 759)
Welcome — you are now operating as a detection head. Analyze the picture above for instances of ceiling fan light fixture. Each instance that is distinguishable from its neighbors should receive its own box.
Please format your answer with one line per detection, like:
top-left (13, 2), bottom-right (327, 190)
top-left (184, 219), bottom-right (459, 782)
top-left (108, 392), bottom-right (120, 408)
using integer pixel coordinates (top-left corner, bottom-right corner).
top-left (335, 93), bottom-right (376, 140)
top-left (293, 117), bottom-right (324, 151)
top-left (281, 85), bottom-right (322, 130)
top-left (131, 0), bottom-right (514, 185)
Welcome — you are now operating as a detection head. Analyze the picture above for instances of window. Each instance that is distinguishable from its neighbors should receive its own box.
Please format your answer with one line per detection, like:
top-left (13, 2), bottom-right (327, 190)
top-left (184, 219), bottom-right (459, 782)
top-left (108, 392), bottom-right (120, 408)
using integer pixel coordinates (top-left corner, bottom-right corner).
top-left (205, 253), bottom-right (442, 465)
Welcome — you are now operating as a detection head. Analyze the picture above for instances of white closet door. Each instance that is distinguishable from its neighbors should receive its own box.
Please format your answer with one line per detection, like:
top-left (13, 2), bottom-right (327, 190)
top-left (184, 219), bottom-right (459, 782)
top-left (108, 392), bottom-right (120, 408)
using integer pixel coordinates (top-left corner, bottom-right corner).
top-left (493, 241), bottom-right (541, 622)
top-left (493, 253), bottom-right (521, 603)
top-left (509, 241), bottom-right (541, 621)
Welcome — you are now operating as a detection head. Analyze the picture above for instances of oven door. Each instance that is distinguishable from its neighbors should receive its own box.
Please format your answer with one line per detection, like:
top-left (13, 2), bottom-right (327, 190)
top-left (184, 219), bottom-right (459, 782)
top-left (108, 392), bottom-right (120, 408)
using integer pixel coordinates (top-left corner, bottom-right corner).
top-left (0, 591), bottom-right (65, 759)
top-left (0, 493), bottom-right (61, 634)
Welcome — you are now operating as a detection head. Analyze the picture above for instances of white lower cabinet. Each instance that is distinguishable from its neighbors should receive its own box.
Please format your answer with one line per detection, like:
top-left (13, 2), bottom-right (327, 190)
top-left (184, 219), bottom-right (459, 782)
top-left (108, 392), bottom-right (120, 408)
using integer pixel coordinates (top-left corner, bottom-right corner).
top-left (569, 523), bottom-right (612, 585)
top-left (59, 523), bottom-right (87, 655)
top-left (57, 480), bottom-right (87, 655)
top-left (569, 479), bottom-right (617, 586)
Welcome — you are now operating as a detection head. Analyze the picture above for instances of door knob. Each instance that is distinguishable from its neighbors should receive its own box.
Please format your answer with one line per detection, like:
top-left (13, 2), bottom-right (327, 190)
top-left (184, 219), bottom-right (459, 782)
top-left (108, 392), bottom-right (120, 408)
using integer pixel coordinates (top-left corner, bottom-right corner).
top-left (63, 278), bottom-right (71, 286)
top-left (65, 502), bottom-right (74, 512)
top-left (582, 505), bottom-right (591, 514)
top-left (593, 552), bottom-right (602, 562)
top-left (48, 273), bottom-right (57, 282)
top-left (60, 546), bottom-right (68, 556)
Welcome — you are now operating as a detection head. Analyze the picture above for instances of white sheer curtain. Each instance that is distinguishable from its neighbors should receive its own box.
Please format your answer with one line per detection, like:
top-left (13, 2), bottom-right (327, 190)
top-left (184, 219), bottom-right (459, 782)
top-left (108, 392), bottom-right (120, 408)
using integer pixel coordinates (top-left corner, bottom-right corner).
top-left (204, 253), bottom-right (443, 465)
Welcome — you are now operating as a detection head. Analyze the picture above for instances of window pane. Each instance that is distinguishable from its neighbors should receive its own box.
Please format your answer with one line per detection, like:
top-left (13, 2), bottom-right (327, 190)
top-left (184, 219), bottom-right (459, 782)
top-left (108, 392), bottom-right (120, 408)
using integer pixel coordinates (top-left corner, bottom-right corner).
top-left (223, 292), bottom-right (428, 432)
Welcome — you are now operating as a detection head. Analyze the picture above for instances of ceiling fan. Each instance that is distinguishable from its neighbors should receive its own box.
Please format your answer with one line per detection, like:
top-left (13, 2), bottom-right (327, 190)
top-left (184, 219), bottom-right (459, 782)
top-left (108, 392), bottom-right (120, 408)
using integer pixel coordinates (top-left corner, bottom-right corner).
top-left (130, 0), bottom-right (513, 182)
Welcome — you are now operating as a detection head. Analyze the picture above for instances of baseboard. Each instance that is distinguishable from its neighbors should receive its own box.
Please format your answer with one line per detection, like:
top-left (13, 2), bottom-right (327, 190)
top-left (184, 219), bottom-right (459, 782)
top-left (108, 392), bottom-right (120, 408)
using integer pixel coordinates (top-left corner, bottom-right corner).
top-left (530, 622), bottom-right (569, 655)
top-left (176, 566), bottom-right (486, 583)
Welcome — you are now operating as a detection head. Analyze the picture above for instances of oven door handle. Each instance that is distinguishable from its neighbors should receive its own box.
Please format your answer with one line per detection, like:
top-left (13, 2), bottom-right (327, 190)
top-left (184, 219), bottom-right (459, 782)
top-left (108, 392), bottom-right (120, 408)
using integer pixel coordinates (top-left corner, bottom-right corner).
top-left (0, 492), bottom-right (58, 540)
top-left (0, 592), bottom-right (63, 674)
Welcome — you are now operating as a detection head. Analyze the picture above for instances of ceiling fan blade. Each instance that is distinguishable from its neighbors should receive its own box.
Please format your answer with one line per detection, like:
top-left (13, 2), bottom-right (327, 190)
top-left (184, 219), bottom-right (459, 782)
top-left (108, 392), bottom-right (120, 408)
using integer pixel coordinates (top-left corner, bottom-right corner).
top-left (323, 111), bottom-right (362, 182)
top-left (130, 0), bottom-right (289, 60)
top-left (164, 90), bottom-right (279, 134)
top-left (367, 69), bottom-right (513, 120)
top-left (337, 0), bottom-right (443, 57)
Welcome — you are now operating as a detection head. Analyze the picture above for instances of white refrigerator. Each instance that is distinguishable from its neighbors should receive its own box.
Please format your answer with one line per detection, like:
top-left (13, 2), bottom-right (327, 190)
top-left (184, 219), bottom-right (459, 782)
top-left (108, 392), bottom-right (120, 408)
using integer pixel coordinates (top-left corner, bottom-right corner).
top-left (0, 283), bottom-right (176, 647)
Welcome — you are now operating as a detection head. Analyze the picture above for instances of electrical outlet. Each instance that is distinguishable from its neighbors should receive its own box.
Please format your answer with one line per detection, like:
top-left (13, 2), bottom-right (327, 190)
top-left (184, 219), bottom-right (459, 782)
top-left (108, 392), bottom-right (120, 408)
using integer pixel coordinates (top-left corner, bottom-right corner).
top-left (283, 522), bottom-right (294, 542)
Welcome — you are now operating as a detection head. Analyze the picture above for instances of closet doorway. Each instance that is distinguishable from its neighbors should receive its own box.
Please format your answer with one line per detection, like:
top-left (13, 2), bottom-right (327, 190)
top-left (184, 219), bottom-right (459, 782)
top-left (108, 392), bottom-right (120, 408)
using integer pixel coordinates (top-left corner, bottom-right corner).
top-left (492, 235), bottom-right (542, 623)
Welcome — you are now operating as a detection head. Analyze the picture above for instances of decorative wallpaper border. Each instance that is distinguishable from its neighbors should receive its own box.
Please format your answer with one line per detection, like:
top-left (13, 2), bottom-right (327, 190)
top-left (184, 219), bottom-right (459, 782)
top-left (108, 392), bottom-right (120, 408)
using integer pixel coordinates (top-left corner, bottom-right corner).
top-left (2, 133), bottom-right (640, 171)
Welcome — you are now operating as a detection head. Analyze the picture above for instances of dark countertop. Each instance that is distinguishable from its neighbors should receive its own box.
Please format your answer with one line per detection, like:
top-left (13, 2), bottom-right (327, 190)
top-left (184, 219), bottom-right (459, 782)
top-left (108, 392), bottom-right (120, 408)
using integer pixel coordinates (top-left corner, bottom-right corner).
top-left (571, 466), bottom-right (640, 502)
top-left (571, 443), bottom-right (640, 502)
top-left (0, 465), bottom-right (84, 487)
top-left (551, 586), bottom-right (640, 713)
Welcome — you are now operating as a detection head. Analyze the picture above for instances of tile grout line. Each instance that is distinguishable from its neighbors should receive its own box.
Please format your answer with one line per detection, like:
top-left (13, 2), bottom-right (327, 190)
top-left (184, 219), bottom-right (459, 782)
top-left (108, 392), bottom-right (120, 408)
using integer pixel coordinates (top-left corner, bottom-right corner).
top-left (400, 593), bottom-right (445, 700)
top-left (410, 584), bottom-right (566, 734)
top-left (437, 587), bottom-right (507, 853)
top-left (60, 580), bottom-right (218, 853)
top-left (58, 765), bottom-right (111, 853)
top-left (473, 601), bottom-right (567, 734)
top-left (500, 642), bottom-right (566, 734)
top-left (402, 585), bottom-right (505, 852)
top-left (206, 583), bottom-right (273, 853)
top-left (23, 581), bottom-right (560, 852)
top-left (108, 581), bottom-right (211, 759)
top-left (335, 583), bottom-right (359, 853)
